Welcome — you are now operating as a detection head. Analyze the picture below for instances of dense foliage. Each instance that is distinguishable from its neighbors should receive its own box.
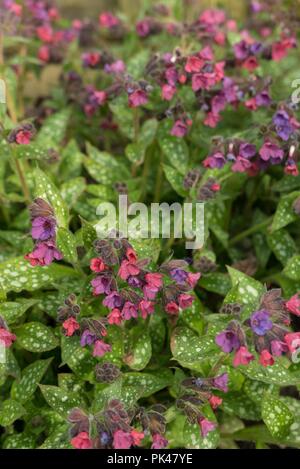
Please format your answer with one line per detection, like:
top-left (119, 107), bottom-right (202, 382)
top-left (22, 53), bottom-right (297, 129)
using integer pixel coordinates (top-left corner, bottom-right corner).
top-left (1, 0), bottom-right (300, 450)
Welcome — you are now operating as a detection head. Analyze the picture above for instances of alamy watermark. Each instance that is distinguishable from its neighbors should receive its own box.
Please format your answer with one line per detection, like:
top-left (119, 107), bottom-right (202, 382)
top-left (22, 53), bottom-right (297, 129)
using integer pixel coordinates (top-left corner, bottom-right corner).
top-left (95, 195), bottom-right (205, 250)
top-left (0, 78), bottom-right (6, 104)
top-left (291, 78), bottom-right (300, 105)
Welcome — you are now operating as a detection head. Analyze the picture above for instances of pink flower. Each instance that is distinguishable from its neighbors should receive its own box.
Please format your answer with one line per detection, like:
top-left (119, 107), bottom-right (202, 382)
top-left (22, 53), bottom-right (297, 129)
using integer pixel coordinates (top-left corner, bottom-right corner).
top-left (139, 300), bottom-right (155, 319)
top-left (0, 328), bottom-right (16, 347)
top-left (38, 46), bottom-right (50, 63)
top-left (185, 56), bottom-right (204, 73)
top-left (199, 46), bottom-right (214, 61)
top-left (198, 418), bottom-right (216, 438)
top-left (151, 433), bottom-right (168, 449)
top-left (272, 40), bottom-right (291, 61)
top-left (126, 247), bottom-right (137, 262)
top-left (161, 84), bottom-right (176, 101)
top-left (271, 340), bottom-right (288, 357)
top-left (232, 156), bottom-right (252, 173)
top-left (285, 294), bottom-right (300, 316)
top-left (284, 332), bottom-right (300, 353)
top-left (199, 9), bottom-right (226, 25)
top-left (143, 285), bottom-right (159, 300)
top-left (36, 25), bottom-right (53, 43)
top-left (118, 260), bottom-right (140, 280)
top-left (108, 308), bottom-right (123, 325)
top-left (71, 432), bottom-right (93, 449)
top-left (131, 430), bottom-right (144, 446)
top-left (25, 241), bottom-right (62, 267)
top-left (209, 395), bottom-right (223, 410)
top-left (242, 56), bottom-right (258, 72)
top-left (122, 301), bottom-right (138, 320)
top-left (128, 89), bottom-right (148, 108)
top-left (204, 112), bottom-right (220, 128)
top-left (90, 258), bottom-right (106, 273)
top-left (92, 340), bottom-right (112, 357)
top-left (62, 317), bottom-right (80, 337)
top-left (165, 302), bottom-right (179, 316)
top-left (187, 272), bottom-right (201, 288)
top-left (170, 120), bottom-right (188, 138)
top-left (99, 12), bottom-right (119, 28)
top-left (145, 273), bottom-right (163, 289)
top-left (113, 430), bottom-right (132, 449)
top-left (178, 294), bottom-right (194, 310)
top-left (259, 349), bottom-right (274, 367)
top-left (15, 130), bottom-right (32, 145)
top-left (233, 346), bottom-right (255, 367)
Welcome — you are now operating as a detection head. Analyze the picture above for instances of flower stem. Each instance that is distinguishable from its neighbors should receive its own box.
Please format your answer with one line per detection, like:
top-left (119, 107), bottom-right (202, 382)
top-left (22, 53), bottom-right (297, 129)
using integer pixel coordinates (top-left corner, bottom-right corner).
top-left (14, 156), bottom-right (31, 204)
top-left (229, 217), bottom-right (272, 246)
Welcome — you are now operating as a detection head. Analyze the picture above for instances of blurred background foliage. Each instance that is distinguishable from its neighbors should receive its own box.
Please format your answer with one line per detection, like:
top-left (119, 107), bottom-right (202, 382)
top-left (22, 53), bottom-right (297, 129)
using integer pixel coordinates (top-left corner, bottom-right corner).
top-left (56, 0), bottom-right (300, 22)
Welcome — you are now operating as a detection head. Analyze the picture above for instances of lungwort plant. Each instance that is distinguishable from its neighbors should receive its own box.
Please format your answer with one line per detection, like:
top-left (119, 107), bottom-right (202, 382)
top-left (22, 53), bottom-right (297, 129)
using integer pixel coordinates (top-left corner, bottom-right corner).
top-left (1, 0), bottom-right (300, 450)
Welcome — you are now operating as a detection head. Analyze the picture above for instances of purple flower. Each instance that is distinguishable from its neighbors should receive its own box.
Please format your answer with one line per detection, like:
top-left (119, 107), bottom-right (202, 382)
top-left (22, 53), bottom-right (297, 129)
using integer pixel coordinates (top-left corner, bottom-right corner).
top-left (170, 268), bottom-right (188, 285)
top-left (233, 40), bottom-right (249, 60)
top-left (91, 274), bottom-right (114, 296)
top-left (203, 151), bottom-right (226, 169)
top-left (103, 291), bottom-right (123, 309)
top-left (104, 60), bottom-right (126, 75)
top-left (80, 330), bottom-right (96, 347)
top-left (273, 110), bottom-right (293, 141)
top-left (170, 120), bottom-right (188, 138)
top-left (136, 19), bottom-right (151, 37)
top-left (256, 90), bottom-right (271, 107)
top-left (271, 339), bottom-right (288, 357)
top-left (250, 42), bottom-right (263, 55)
top-left (31, 216), bottom-right (56, 241)
top-left (239, 142), bottom-right (256, 159)
top-left (223, 77), bottom-right (238, 103)
top-left (122, 301), bottom-right (138, 320)
top-left (127, 276), bottom-right (143, 288)
top-left (259, 141), bottom-right (284, 164)
top-left (212, 373), bottom-right (228, 392)
top-left (25, 241), bottom-right (62, 266)
top-left (250, 309), bottom-right (273, 336)
top-left (215, 330), bottom-right (240, 353)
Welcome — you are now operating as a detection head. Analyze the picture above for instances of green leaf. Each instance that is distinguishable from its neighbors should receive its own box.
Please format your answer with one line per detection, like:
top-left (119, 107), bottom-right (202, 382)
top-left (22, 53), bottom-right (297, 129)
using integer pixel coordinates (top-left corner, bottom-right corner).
top-left (15, 143), bottom-right (48, 161)
top-left (183, 420), bottom-right (219, 449)
top-left (0, 257), bottom-right (79, 293)
top-left (125, 142), bottom-right (145, 164)
top-left (271, 191), bottom-right (300, 232)
top-left (138, 118), bottom-right (158, 147)
top-left (34, 168), bottom-right (69, 227)
top-left (3, 433), bottom-right (36, 449)
top-left (0, 399), bottom-right (25, 426)
top-left (85, 143), bottom-right (130, 185)
top-left (59, 139), bottom-right (83, 181)
top-left (80, 218), bottom-right (97, 250)
top-left (222, 393), bottom-right (262, 421)
top-left (129, 238), bottom-right (161, 262)
top-left (199, 273), bottom-right (231, 296)
top-left (163, 164), bottom-right (187, 197)
top-left (11, 358), bottom-right (52, 403)
top-left (240, 360), bottom-right (300, 386)
top-left (123, 370), bottom-right (173, 398)
top-left (262, 395), bottom-right (294, 438)
top-left (56, 227), bottom-right (78, 264)
top-left (61, 335), bottom-right (96, 379)
top-left (39, 385), bottom-right (82, 418)
top-left (267, 229), bottom-right (297, 264)
top-left (283, 255), bottom-right (300, 280)
top-left (14, 322), bottom-right (58, 352)
top-left (124, 326), bottom-right (152, 371)
top-left (159, 135), bottom-right (189, 175)
top-left (225, 266), bottom-right (265, 317)
top-left (0, 299), bottom-right (37, 324)
top-left (39, 424), bottom-right (71, 449)
top-left (171, 327), bottom-right (218, 369)
top-left (36, 108), bottom-right (71, 148)
top-left (61, 177), bottom-right (86, 207)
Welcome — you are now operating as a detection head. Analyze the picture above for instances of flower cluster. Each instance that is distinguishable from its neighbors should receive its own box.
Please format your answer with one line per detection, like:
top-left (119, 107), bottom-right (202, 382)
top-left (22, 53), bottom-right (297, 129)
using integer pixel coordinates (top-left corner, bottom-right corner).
top-left (177, 372), bottom-right (228, 438)
top-left (90, 237), bottom-right (200, 326)
top-left (25, 198), bottom-right (62, 266)
top-left (68, 399), bottom-right (167, 450)
top-left (216, 290), bottom-right (300, 367)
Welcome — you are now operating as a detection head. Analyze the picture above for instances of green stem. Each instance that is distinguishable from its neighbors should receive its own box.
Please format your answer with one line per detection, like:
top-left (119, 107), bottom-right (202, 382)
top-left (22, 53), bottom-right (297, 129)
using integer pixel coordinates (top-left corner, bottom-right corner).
top-left (13, 156), bottom-right (31, 204)
top-left (229, 217), bottom-right (272, 246)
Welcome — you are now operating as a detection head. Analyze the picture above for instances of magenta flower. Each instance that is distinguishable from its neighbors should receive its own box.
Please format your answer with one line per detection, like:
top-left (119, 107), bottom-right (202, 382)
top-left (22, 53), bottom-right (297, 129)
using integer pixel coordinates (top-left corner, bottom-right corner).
top-left (212, 373), bottom-right (228, 392)
top-left (31, 216), bottom-right (56, 241)
top-left (286, 293), bottom-right (300, 316)
top-left (271, 340), bottom-right (288, 357)
top-left (122, 301), bottom-right (138, 320)
top-left (198, 418), bottom-right (216, 438)
top-left (0, 328), bottom-right (17, 347)
top-left (25, 241), bottom-right (62, 267)
top-left (203, 151), bottom-right (226, 169)
top-left (113, 430), bottom-right (132, 449)
top-left (233, 346), bottom-right (254, 367)
top-left (128, 89), bottom-right (148, 108)
top-left (71, 432), bottom-right (93, 450)
top-left (80, 330), bottom-right (96, 347)
top-left (145, 273), bottom-right (163, 289)
top-left (136, 19), bottom-right (151, 37)
top-left (108, 308), bottom-right (123, 325)
top-left (259, 349), bottom-right (274, 367)
top-left (178, 294), bottom-right (194, 310)
top-left (139, 300), bottom-right (155, 319)
top-left (187, 272), bottom-right (201, 288)
top-left (63, 317), bottom-right (80, 337)
top-left (259, 140), bottom-right (284, 164)
top-left (91, 275), bottom-right (114, 296)
top-left (92, 340), bottom-right (112, 357)
top-left (170, 120), bottom-right (188, 138)
top-left (170, 268), bottom-right (188, 285)
top-left (161, 84), bottom-right (176, 101)
top-left (165, 301), bottom-right (179, 316)
top-left (185, 56), bottom-right (204, 73)
top-left (239, 142), bottom-right (256, 159)
top-left (215, 329), bottom-right (240, 353)
top-left (151, 434), bottom-right (168, 449)
top-left (118, 260), bottom-right (140, 280)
